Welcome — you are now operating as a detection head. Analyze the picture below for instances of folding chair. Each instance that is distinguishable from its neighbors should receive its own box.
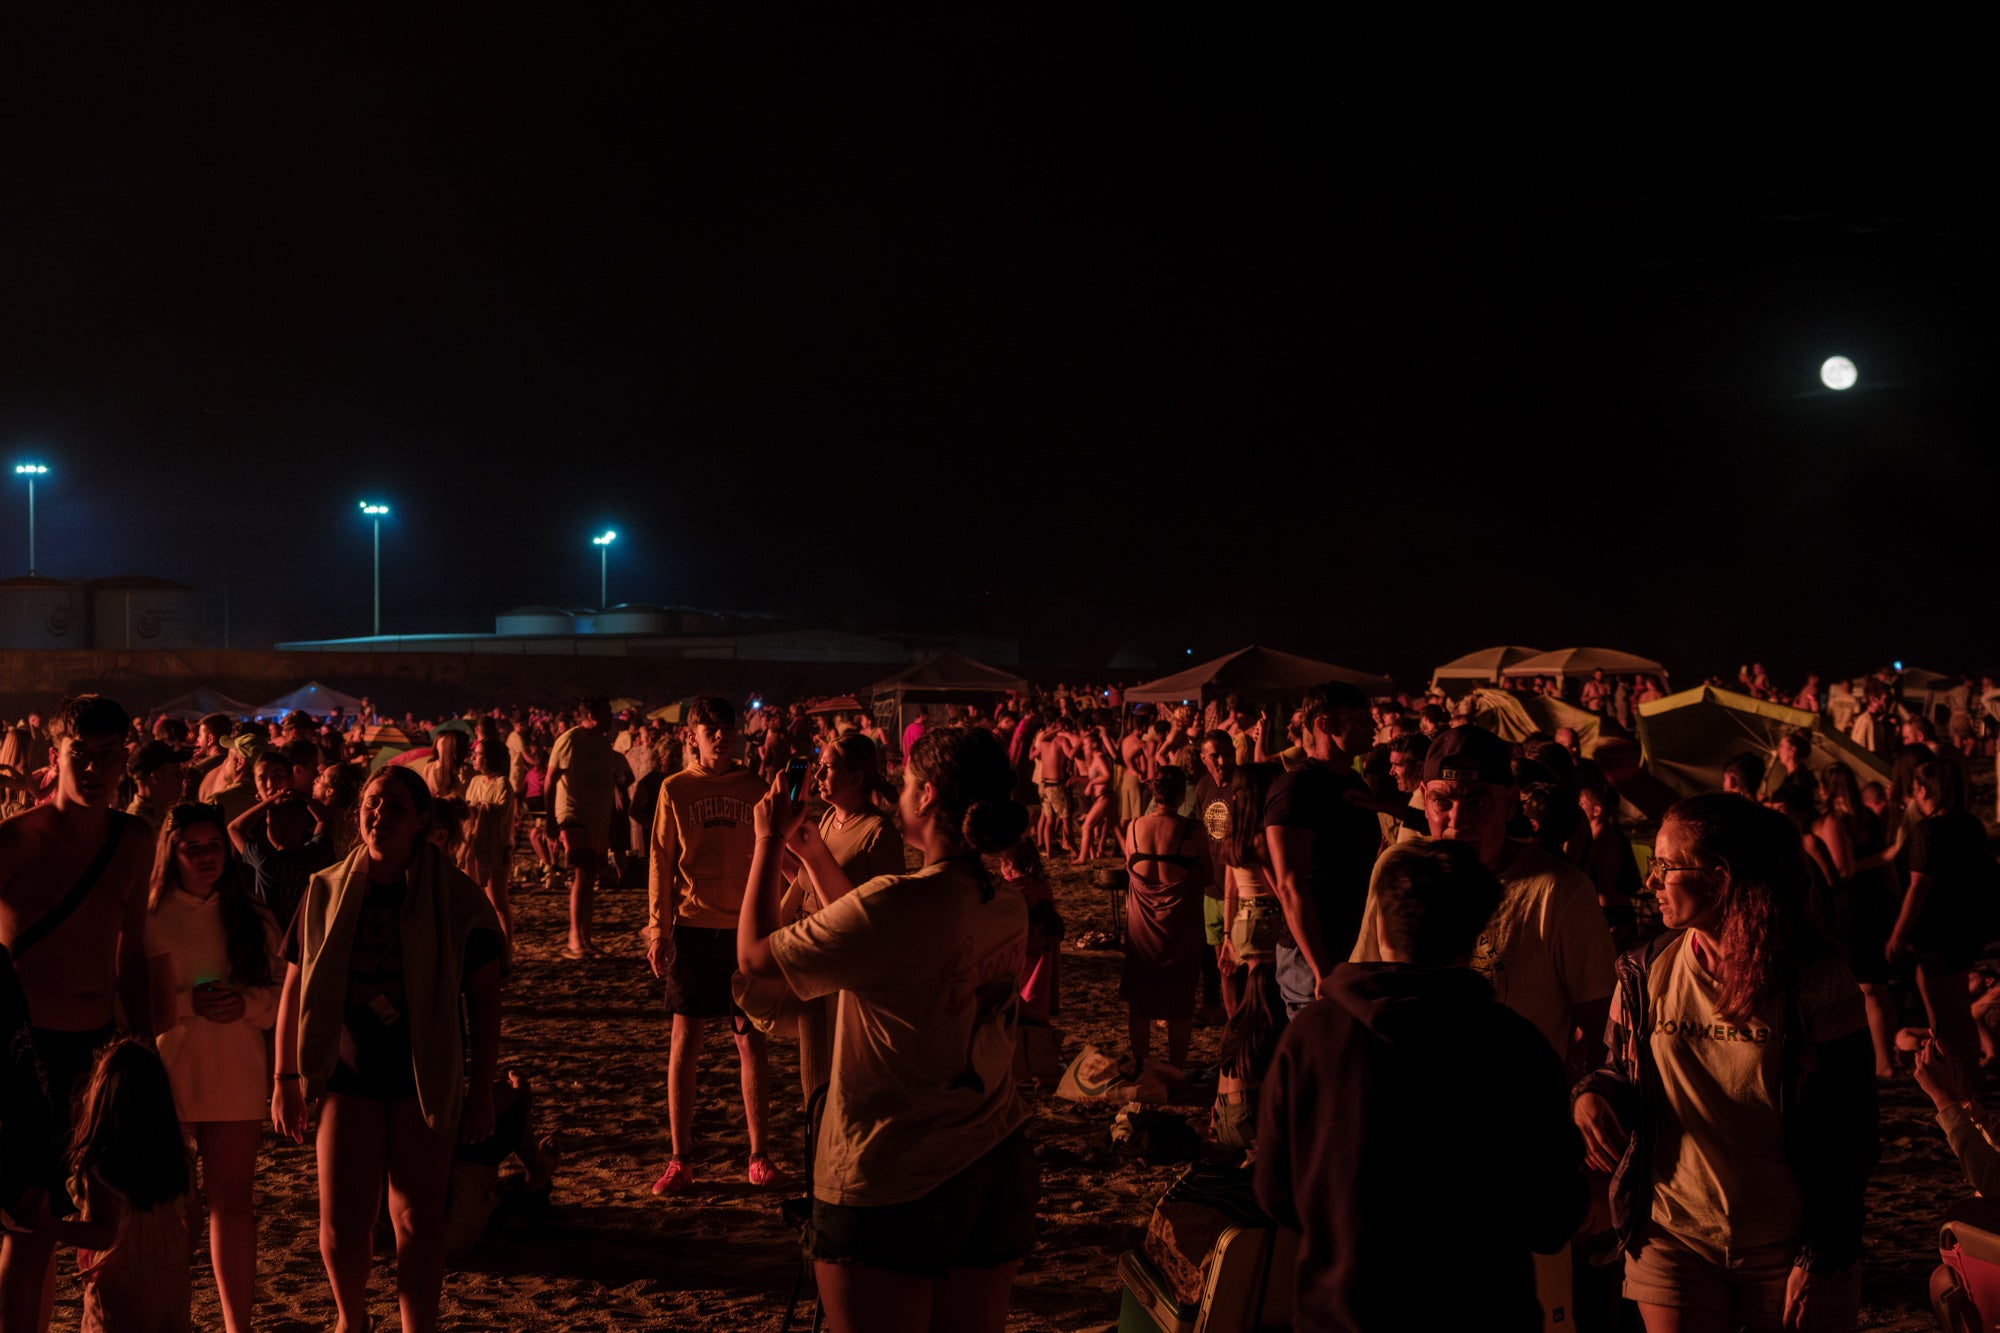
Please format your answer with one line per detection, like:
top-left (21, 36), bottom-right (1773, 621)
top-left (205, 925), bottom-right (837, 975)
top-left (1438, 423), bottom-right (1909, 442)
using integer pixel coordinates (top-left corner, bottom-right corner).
top-left (780, 1084), bottom-right (829, 1333)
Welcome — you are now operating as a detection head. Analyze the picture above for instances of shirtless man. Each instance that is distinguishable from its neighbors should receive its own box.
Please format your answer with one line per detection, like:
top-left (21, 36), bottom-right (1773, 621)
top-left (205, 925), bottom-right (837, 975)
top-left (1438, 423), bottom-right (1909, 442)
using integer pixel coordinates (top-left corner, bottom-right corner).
top-left (1579, 669), bottom-right (1613, 715)
top-left (1033, 718), bottom-right (1077, 858)
top-left (0, 695), bottom-right (154, 1333)
top-left (1117, 716), bottom-right (1153, 834)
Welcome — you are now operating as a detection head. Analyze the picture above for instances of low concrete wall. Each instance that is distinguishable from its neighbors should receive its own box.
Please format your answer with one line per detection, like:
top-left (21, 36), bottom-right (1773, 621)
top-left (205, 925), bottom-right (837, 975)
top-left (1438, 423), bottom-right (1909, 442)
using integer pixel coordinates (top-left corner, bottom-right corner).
top-left (0, 649), bottom-right (921, 718)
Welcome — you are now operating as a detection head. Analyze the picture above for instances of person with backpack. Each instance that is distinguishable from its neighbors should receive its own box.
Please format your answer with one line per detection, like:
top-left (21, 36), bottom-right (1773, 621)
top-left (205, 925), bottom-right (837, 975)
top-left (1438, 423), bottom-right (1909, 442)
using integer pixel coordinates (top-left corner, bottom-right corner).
top-left (1573, 794), bottom-right (1876, 1330)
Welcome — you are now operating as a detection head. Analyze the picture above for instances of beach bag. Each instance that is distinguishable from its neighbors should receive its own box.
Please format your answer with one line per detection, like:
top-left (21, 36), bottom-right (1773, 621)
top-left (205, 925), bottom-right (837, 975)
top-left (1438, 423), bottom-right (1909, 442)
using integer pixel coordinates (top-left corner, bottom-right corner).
top-left (1055, 1044), bottom-right (1124, 1102)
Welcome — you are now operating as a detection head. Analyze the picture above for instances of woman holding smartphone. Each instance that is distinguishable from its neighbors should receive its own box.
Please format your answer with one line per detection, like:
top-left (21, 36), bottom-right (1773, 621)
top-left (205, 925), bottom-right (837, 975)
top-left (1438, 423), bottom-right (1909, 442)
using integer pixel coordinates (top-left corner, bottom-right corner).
top-left (147, 802), bottom-right (285, 1333)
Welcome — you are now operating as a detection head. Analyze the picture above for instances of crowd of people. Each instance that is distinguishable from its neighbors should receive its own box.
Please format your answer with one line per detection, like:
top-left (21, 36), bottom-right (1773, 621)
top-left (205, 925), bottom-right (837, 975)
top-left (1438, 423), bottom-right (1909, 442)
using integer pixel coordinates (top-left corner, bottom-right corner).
top-left (0, 668), bottom-right (1995, 1331)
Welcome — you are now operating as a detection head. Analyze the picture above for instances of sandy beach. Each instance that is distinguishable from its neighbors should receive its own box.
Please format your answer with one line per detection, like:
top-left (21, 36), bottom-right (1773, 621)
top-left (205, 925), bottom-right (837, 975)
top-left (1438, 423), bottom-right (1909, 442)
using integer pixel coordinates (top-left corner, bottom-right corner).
top-left (40, 844), bottom-right (1973, 1331)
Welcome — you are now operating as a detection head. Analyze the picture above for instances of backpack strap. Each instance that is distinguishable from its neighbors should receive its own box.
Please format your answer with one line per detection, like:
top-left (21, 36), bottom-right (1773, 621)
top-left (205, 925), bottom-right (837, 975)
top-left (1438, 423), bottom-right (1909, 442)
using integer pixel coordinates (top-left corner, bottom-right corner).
top-left (11, 814), bottom-right (128, 961)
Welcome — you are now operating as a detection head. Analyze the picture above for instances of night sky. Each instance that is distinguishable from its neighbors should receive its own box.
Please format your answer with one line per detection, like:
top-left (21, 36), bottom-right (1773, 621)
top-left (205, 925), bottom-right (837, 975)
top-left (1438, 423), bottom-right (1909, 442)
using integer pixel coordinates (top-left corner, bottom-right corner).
top-left (4, 17), bottom-right (1993, 685)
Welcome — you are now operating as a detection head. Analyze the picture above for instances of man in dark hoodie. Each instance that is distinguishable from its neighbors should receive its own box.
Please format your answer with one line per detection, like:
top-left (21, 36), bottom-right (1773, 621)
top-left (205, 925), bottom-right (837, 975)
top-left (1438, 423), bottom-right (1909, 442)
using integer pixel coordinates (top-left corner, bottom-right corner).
top-left (1254, 839), bottom-right (1585, 1332)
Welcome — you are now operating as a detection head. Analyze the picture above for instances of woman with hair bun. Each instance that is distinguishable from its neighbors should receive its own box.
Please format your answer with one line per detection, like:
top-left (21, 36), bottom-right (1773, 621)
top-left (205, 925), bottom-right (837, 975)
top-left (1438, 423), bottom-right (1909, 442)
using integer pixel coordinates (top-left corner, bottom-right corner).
top-left (1117, 763), bottom-right (1208, 1074)
top-left (736, 726), bottom-right (1037, 1333)
top-left (1573, 793), bottom-right (1875, 1332)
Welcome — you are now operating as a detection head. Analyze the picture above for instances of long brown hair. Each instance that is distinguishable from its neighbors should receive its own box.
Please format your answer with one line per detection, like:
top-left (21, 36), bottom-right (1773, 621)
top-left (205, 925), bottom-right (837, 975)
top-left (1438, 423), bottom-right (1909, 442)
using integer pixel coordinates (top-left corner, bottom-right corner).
top-left (69, 1038), bottom-right (192, 1210)
top-left (1224, 762), bottom-right (1282, 871)
top-left (1666, 792), bottom-right (1828, 1025)
top-left (149, 803), bottom-right (278, 989)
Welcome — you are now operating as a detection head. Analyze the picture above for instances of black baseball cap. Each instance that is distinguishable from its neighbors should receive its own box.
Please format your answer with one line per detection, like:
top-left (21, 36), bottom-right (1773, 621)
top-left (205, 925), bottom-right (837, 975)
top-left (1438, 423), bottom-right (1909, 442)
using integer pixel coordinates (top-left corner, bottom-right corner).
top-left (131, 740), bottom-right (192, 776)
top-left (1422, 725), bottom-right (1515, 785)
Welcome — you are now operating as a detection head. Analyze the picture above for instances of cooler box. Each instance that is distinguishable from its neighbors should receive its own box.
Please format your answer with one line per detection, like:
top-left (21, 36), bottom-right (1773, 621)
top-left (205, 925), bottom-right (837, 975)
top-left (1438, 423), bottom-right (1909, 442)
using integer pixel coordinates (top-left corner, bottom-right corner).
top-left (1117, 1232), bottom-right (1296, 1333)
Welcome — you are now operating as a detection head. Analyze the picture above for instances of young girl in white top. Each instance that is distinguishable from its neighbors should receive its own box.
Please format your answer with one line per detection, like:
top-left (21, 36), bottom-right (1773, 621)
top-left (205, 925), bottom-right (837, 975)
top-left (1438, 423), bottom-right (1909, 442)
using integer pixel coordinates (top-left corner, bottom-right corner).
top-left (147, 803), bottom-right (283, 1333)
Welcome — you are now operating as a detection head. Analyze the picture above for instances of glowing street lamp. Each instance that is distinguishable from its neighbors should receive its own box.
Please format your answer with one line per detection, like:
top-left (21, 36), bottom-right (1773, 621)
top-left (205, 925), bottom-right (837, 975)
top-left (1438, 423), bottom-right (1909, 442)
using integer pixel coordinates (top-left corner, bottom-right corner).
top-left (12, 464), bottom-right (47, 576)
top-left (592, 530), bottom-right (617, 607)
top-left (359, 502), bottom-right (390, 635)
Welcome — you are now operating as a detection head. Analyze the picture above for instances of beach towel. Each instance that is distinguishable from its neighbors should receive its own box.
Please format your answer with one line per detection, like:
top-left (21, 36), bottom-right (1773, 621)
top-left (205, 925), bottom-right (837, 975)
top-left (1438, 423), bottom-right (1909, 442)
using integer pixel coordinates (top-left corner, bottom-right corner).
top-left (294, 843), bottom-right (499, 1131)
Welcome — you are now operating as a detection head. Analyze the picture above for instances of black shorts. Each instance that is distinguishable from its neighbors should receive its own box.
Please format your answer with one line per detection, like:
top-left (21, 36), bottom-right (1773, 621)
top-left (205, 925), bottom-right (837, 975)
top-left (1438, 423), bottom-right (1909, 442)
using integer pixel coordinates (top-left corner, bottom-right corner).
top-left (31, 1024), bottom-right (115, 1199)
top-left (558, 821), bottom-right (599, 867)
top-left (1831, 883), bottom-right (1894, 985)
top-left (808, 1127), bottom-right (1039, 1278)
top-left (665, 925), bottom-right (745, 1023)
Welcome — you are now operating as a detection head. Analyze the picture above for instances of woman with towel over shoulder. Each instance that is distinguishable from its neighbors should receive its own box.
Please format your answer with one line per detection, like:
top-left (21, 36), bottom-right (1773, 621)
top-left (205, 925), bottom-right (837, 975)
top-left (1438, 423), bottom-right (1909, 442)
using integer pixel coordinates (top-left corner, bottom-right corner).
top-left (270, 766), bottom-right (503, 1333)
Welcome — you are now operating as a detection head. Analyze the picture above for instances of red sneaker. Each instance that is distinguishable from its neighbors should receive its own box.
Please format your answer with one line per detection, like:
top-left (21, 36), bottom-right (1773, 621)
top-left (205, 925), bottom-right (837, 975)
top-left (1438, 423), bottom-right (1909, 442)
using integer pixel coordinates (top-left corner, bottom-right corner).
top-left (651, 1158), bottom-right (693, 1196)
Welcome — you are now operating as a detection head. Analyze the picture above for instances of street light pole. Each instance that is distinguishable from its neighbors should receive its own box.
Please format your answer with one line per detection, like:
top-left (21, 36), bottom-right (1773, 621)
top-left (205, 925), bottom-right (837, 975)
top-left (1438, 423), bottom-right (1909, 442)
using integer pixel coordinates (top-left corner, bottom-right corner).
top-left (593, 530), bottom-right (617, 607)
top-left (13, 464), bottom-right (48, 576)
top-left (359, 502), bottom-right (390, 635)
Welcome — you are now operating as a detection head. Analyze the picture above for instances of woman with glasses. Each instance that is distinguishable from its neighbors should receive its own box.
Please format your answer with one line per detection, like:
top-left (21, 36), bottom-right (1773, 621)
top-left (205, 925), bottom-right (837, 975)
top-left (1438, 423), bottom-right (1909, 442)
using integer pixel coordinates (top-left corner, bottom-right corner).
top-left (146, 803), bottom-right (285, 1333)
top-left (1573, 793), bottom-right (1875, 1332)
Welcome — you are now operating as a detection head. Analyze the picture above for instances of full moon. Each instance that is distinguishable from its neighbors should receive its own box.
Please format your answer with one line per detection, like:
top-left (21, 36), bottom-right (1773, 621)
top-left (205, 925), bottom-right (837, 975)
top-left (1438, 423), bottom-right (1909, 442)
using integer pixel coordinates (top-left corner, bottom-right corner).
top-left (1821, 355), bottom-right (1858, 390)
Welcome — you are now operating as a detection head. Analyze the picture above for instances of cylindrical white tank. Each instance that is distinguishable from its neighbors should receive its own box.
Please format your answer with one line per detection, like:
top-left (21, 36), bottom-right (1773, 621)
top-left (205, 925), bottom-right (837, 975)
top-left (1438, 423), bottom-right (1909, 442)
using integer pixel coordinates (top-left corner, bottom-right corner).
top-left (494, 606), bottom-right (575, 636)
top-left (0, 577), bottom-right (87, 649)
top-left (593, 604), bottom-right (671, 636)
top-left (87, 576), bottom-right (203, 650)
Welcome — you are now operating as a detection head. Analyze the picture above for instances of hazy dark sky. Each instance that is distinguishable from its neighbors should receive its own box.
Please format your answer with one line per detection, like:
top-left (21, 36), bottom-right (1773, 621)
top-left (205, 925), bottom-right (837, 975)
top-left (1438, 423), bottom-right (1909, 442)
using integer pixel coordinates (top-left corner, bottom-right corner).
top-left (2, 16), bottom-right (1993, 684)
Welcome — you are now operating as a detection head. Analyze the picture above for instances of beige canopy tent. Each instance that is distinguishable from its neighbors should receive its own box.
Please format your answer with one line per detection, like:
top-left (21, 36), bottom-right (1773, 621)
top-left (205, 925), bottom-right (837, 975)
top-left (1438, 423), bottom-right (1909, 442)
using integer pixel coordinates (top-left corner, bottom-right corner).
top-left (1466, 688), bottom-right (1622, 758)
top-left (1637, 685), bottom-right (1891, 802)
top-left (1501, 646), bottom-right (1668, 684)
top-left (1124, 645), bottom-right (1394, 705)
top-left (1431, 646), bottom-right (1544, 695)
top-left (868, 653), bottom-right (1029, 753)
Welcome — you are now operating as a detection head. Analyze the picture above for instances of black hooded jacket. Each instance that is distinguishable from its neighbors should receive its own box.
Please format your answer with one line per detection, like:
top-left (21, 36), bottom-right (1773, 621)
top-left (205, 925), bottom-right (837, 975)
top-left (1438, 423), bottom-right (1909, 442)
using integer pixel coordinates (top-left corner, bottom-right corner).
top-left (1254, 961), bottom-right (1585, 1333)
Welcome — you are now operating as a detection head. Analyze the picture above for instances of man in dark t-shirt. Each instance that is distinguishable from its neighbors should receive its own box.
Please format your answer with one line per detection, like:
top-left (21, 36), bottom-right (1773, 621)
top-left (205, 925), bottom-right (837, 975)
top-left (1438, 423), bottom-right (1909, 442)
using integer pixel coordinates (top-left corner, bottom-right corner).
top-left (1263, 683), bottom-right (1380, 1013)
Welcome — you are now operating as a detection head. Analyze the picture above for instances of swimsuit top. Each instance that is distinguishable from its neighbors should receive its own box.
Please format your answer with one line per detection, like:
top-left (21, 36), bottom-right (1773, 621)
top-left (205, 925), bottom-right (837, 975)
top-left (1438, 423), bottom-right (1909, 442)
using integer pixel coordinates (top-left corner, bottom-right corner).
top-left (1127, 817), bottom-right (1199, 884)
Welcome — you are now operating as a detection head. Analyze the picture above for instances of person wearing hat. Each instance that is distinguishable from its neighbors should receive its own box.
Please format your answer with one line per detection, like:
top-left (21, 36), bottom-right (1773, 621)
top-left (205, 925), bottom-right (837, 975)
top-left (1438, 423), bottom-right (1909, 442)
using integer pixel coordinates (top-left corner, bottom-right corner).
top-left (199, 729), bottom-right (268, 825)
top-left (1352, 724), bottom-right (1614, 1064)
top-left (125, 741), bottom-right (189, 831)
top-left (1349, 722), bottom-right (1615, 1330)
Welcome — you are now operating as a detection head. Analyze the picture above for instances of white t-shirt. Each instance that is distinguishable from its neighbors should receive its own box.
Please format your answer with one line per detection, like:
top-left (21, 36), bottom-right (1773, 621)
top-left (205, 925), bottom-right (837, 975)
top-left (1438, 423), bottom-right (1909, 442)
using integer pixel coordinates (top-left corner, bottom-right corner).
top-left (769, 859), bottom-right (1030, 1206)
top-left (1647, 933), bottom-right (1864, 1247)
top-left (546, 725), bottom-right (619, 828)
top-left (1353, 840), bottom-right (1616, 1056)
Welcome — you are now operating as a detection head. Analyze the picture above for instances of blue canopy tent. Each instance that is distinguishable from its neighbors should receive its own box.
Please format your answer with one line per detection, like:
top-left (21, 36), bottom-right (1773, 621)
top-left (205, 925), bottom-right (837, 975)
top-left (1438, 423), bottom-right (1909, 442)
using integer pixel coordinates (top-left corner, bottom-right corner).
top-left (258, 681), bottom-right (369, 720)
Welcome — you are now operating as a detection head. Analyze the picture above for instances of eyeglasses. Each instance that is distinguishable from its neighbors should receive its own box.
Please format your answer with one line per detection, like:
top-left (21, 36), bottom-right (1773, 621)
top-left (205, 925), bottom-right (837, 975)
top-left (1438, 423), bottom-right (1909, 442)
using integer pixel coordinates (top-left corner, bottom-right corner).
top-left (1646, 858), bottom-right (1710, 886)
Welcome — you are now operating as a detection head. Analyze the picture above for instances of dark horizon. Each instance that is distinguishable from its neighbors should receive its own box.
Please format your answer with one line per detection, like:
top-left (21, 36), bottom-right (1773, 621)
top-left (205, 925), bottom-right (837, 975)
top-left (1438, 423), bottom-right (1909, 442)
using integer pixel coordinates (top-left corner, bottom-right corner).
top-left (3, 17), bottom-right (1994, 690)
